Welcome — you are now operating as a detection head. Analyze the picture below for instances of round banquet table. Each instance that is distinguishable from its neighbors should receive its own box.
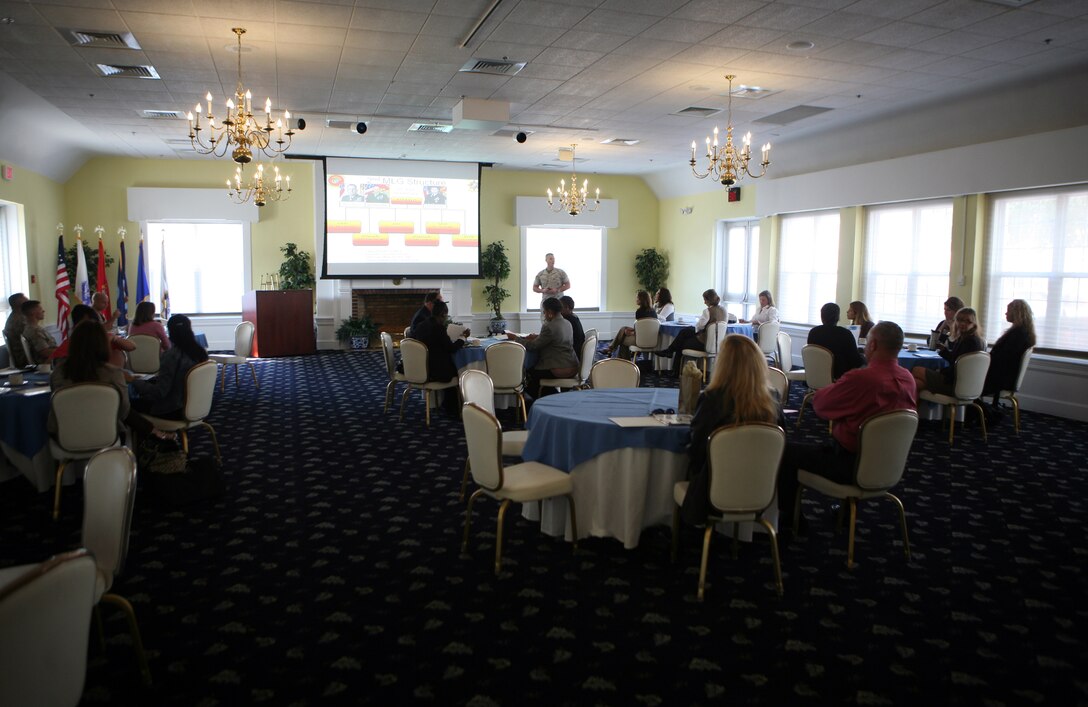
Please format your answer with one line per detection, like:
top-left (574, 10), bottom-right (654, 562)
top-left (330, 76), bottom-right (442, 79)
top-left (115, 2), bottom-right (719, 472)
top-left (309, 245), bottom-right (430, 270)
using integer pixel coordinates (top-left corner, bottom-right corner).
top-left (0, 373), bottom-right (64, 491)
top-left (897, 348), bottom-right (948, 370)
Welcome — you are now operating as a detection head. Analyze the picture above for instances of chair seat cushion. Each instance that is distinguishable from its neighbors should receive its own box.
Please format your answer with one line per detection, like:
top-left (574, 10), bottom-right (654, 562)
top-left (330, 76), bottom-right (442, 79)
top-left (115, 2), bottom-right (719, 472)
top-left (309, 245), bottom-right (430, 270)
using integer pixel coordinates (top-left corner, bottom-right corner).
top-left (673, 481), bottom-right (760, 523)
top-left (485, 461), bottom-right (572, 503)
top-left (798, 469), bottom-right (887, 500)
top-left (787, 369), bottom-right (806, 381)
top-left (501, 430), bottom-right (528, 457)
top-left (673, 480), bottom-right (689, 506)
top-left (539, 377), bottom-right (578, 389)
top-left (139, 414), bottom-right (195, 431)
top-left (416, 378), bottom-right (458, 391)
top-left (682, 349), bottom-right (712, 358)
top-left (95, 567), bottom-right (112, 600)
top-left (208, 354), bottom-right (246, 364)
top-left (917, 390), bottom-right (964, 405)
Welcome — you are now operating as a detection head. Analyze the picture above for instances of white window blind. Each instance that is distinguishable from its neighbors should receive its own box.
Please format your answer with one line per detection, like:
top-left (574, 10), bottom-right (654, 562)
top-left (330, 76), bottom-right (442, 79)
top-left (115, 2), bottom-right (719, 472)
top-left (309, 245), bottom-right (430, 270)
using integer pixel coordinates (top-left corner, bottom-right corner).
top-left (862, 200), bottom-right (953, 335)
top-left (0, 201), bottom-right (29, 319)
top-left (720, 220), bottom-right (760, 320)
top-left (777, 211), bottom-right (839, 325)
top-left (984, 186), bottom-right (1088, 352)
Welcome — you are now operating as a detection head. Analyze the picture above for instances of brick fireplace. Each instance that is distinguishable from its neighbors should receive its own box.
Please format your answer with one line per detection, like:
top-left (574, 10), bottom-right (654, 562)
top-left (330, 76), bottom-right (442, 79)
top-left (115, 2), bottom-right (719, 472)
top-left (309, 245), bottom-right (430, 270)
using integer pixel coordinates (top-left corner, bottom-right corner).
top-left (352, 289), bottom-right (431, 338)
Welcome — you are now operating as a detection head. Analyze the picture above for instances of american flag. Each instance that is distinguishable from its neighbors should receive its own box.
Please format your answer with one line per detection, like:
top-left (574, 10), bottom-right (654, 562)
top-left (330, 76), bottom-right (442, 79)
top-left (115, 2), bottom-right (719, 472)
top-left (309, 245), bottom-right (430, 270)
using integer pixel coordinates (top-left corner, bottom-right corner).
top-left (54, 234), bottom-right (71, 340)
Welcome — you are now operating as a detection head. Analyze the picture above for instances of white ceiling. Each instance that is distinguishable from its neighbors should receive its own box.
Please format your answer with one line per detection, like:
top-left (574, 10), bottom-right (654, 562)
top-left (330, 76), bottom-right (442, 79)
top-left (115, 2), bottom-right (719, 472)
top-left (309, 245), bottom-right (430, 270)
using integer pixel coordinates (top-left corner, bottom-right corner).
top-left (1, 0), bottom-right (1087, 184)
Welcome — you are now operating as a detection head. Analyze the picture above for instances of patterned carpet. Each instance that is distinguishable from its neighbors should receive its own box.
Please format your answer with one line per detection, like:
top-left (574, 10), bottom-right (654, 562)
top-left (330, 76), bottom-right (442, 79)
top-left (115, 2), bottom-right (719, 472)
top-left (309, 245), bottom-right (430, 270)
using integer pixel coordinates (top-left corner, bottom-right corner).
top-left (1, 350), bottom-right (1086, 706)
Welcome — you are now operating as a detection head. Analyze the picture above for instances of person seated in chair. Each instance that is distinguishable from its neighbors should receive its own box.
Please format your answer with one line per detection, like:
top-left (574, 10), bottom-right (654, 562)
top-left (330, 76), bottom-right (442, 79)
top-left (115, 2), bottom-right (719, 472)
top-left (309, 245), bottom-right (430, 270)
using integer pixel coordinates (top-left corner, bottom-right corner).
top-left (508, 297), bottom-right (578, 399)
top-left (128, 301), bottom-right (171, 352)
top-left (604, 290), bottom-right (656, 358)
top-left (413, 300), bottom-right (468, 415)
top-left (4, 292), bottom-right (28, 368)
top-left (559, 296), bottom-right (585, 360)
top-left (408, 291), bottom-right (443, 338)
top-left (655, 288), bottom-right (675, 322)
top-left (50, 304), bottom-right (99, 361)
top-left (21, 300), bottom-right (58, 363)
top-left (661, 289), bottom-right (726, 376)
top-left (912, 307), bottom-right (984, 396)
top-left (807, 302), bottom-right (864, 379)
top-left (980, 299), bottom-right (1035, 418)
top-left (131, 314), bottom-right (208, 419)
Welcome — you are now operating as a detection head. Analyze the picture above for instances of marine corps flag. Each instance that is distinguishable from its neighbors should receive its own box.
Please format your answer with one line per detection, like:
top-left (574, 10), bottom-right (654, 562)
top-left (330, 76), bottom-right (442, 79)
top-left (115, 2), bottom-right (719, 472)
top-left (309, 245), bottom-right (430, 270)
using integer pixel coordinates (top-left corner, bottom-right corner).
top-left (116, 230), bottom-right (129, 327)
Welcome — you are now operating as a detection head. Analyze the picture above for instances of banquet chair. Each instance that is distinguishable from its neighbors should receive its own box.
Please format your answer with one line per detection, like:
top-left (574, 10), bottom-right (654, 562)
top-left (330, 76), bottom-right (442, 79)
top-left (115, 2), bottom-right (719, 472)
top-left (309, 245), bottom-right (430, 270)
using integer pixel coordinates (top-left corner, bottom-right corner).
top-left (83, 446), bottom-right (152, 684)
top-left (794, 345), bottom-right (834, 427)
top-left (627, 318), bottom-right (662, 362)
top-left (208, 321), bottom-right (258, 391)
top-left (583, 327), bottom-right (599, 344)
top-left (126, 334), bottom-right (161, 374)
top-left (671, 423), bottom-right (786, 600)
top-left (776, 331), bottom-right (793, 371)
top-left (766, 367), bottom-right (789, 407)
top-left (540, 335), bottom-right (597, 393)
top-left (589, 358), bottom-right (640, 389)
top-left (0, 549), bottom-right (98, 707)
top-left (20, 335), bottom-right (36, 367)
top-left (757, 321), bottom-right (781, 365)
top-left (458, 370), bottom-right (528, 501)
top-left (795, 409), bottom-right (918, 568)
top-left (381, 332), bottom-right (408, 413)
top-left (461, 402), bottom-right (578, 575)
top-left (998, 346), bottom-right (1033, 435)
top-left (399, 338), bottom-right (458, 428)
top-left (138, 360), bottom-right (221, 463)
top-left (917, 351), bottom-right (991, 445)
top-left (485, 340), bottom-right (528, 423)
top-left (681, 321), bottom-right (723, 382)
top-left (49, 383), bottom-right (123, 520)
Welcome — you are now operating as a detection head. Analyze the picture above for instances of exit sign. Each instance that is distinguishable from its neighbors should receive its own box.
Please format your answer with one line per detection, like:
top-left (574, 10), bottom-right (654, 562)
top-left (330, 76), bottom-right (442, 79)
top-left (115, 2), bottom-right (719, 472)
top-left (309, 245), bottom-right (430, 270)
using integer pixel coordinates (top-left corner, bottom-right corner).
top-left (1, 165), bottom-right (12, 181)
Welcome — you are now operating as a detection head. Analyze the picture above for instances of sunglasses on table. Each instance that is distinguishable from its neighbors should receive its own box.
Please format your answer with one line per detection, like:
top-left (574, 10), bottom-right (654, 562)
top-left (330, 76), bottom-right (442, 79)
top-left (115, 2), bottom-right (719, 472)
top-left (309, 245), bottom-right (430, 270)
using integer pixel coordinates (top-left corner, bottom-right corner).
top-left (651, 408), bottom-right (676, 415)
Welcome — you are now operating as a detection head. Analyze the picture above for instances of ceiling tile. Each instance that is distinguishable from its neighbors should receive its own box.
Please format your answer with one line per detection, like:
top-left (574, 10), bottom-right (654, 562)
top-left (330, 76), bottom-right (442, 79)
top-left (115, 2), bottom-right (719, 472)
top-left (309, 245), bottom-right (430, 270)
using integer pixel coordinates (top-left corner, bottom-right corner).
top-left (576, 9), bottom-right (659, 37)
top-left (909, 0), bottom-right (1004, 30)
top-left (347, 8), bottom-right (428, 34)
top-left (739, 3), bottom-right (833, 31)
top-left (275, 1), bottom-right (353, 27)
top-left (640, 17), bottom-right (724, 43)
top-left (856, 21), bottom-right (948, 48)
top-left (599, 0), bottom-right (688, 17)
top-left (704, 25), bottom-right (787, 51)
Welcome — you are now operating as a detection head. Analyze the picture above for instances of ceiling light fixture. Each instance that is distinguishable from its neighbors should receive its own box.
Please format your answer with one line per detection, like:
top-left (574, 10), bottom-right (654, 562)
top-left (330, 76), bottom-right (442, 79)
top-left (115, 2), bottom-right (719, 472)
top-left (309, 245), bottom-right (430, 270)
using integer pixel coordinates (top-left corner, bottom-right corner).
top-left (547, 144), bottom-right (600, 216)
top-left (690, 75), bottom-right (771, 187)
top-left (187, 28), bottom-right (295, 164)
top-left (227, 163), bottom-right (291, 207)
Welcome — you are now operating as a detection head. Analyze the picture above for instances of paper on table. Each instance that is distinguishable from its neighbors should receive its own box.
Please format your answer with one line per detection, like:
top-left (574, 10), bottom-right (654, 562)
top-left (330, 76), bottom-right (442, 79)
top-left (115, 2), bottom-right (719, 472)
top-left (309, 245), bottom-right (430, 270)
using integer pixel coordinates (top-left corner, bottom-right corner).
top-left (610, 416), bottom-right (667, 427)
top-left (653, 413), bottom-right (692, 425)
top-left (15, 386), bottom-right (50, 396)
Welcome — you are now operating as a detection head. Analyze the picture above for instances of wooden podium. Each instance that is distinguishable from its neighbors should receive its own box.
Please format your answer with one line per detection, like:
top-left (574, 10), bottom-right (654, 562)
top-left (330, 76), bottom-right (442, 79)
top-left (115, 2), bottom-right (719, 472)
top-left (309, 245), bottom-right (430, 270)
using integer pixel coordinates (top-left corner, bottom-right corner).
top-left (242, 290), bottom-right (315, 357)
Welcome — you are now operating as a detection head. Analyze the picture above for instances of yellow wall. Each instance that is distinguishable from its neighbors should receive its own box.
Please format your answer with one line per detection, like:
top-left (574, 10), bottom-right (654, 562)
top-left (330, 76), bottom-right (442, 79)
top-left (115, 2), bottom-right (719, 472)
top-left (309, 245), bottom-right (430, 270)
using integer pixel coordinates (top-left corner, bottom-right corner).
top-left (477, 168), bottom-right (659, 313)
top-left (0, 162), bottom-right (66, 308)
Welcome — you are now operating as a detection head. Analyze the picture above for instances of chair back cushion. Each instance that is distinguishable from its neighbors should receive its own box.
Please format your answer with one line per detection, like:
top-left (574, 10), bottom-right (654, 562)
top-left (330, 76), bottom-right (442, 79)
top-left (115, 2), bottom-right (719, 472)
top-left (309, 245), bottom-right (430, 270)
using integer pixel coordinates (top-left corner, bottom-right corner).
top-left (776, 330), bottom-right (792, 369)
top-left (462, 403), bottom-right (503, 490)
top-left (0, 550), bottom-right (97, 707)
top-left (51, 384), bottom-right (121, 452)
top-left (127, 334), bottom-right (161, 373)
top-left (183, 360), bottom-right (219, 421)
top-left (765, 367), bottom-right (788, 405)
top-left (399, 338), bottom-right (429, 384)
top-left (757, 321), bottom-right (780, 354)
top-left (459, 370), bottom-right (496, 415)
top-left (583, 328), bottom-right (599, 342)
top-left (1012, 346), bottom-right (1033, 392)
top-left (589, 358), bottom-right (640, 389)
top-left (953, 351), bottom-right (991, 400)
top-left (702, 321), bottom-right (724, 355)
top-left (82, 447), bottom-right (138, 579)
top-left (854, 410), bottom-right (918, 490)
top-left (578, 335), bottom-right (597, 383)
top-left (485, 341), bottom-right (526, 389)
top-left (707, 423), bottom-right (785, 514)
top-left (20, 336), bottom-right (35, 366)
top-left (801, 344), bottom-right (835, 389)
top-left (633, 318), bottom-right (661, 348)
top-left (234, 321), bottom-right (256, 357)
top-left (380, 332), bottom-right (396, 378)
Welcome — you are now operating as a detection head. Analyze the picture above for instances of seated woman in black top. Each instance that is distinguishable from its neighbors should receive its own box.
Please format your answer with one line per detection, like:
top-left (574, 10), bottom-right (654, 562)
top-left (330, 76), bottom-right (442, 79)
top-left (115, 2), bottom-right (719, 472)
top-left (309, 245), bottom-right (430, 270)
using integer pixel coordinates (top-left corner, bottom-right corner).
top-left (847, 300), bottom-right (874, 339)
top-left (604, 290), bottom-right (657, 358)
top-left (679, 335), bottom-right (781, 525)
top-left (982, 299), bottom-right (1035, 400)
top-left (913, 307), bottom-right (984, 396)
top-left (933, 296), bottom-right (965, 349)
top-left (662, 289), bottom-right (727, 376)
top-left (412, 300), bottom-right (468, 413)
top-left (131, 314), bottom-right (209, 418)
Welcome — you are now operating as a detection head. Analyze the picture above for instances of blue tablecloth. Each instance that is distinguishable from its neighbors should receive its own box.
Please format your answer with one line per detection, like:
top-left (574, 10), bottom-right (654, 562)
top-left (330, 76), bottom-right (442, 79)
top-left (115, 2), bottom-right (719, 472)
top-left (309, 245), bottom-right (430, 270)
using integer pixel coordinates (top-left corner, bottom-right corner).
top-left (453, 336), bottom-right (538, 370)
top-left (660, 322), bottom-right (754, 339)
top-left (522, 388), bottom-right (688, 472)
top-left (898, 349), bottom-right (948, 370)
top-left (0, 375), bottom-right (53, 458)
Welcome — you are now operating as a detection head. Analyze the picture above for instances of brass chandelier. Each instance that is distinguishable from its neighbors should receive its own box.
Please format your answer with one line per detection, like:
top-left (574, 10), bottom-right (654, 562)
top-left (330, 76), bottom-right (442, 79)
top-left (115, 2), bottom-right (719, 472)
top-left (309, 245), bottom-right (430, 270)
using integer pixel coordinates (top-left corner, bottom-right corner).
top-left (546, 144), bottom-right (600, 216)
top-left (690, 75), bottom-right (771, 186)
top-left (227, 163), bottom-right (291, 207)
top-left (187, 28), bottom-right (295, 164)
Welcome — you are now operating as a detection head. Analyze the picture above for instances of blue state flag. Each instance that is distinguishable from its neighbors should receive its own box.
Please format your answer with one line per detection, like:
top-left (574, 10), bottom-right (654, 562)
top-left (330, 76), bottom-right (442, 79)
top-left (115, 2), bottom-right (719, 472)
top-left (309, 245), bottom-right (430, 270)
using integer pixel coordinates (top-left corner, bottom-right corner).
top-left (116, 239), bottom-right (129, 327)
top-left (136, 238), bottom-right (151, 304)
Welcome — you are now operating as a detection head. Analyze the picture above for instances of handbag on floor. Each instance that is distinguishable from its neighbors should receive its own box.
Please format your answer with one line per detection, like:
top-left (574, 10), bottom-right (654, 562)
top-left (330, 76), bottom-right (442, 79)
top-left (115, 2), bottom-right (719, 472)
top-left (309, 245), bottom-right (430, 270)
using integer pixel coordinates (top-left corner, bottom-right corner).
top-left (143, 456), bottom-right (226, 507)
top-left (678, 361), bottom-right (702, 415)
top-left (137, 435), bottom-right (187, 475)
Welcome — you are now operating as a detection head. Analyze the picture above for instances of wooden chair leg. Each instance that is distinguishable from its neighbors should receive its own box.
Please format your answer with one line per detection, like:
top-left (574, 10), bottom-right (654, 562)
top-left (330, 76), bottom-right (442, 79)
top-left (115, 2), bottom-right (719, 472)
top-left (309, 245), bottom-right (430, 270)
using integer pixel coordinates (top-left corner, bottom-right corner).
top-left (846, 498), bottom-right (858, 569)
top-left (399, 386), bottom-right (412, 420)
top-left (459, 458), bottom-right (471, 502)
top-left (248, 362), bottom-right (259, 388)
top-left (219, 364), bottom-right (226, 392)
top-left (200, 421), bottom-right (221, 464)
top-left (886, 492), bottom-right (911, 561)
top-left (670, 505), bottom-right (681, 562)
top-left (53, 461), bottom-right (68, 520)
top-left (494, 499), bottom-right (511, 575)
top-left (697, 525), bottom-right (714, 601)
top-left (101, 593), bottom-right (152, 686)
top-left (234, 363), bottom-right (240, 387)
top-left (758, 517), bottom-right (784, 597)
top-left (565, 494), bottom-right (578, 551)
top-left (461, 488), bottom-right (483, 552)
top-left (972, 401), bottom-right (988, 441)
top-left (1011, 395), bottom-right (1021, 434)
top-left (424, 390), bottom-right (432, 428)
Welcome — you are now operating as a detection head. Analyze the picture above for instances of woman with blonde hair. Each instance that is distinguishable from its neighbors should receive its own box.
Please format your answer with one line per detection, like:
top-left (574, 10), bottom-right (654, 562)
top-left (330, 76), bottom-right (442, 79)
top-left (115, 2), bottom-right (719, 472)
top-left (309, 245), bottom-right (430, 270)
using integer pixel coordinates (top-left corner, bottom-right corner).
top-left (847, 300), bottom-right (874, 339)
top-left (662, 288), bottom-right (727, 376)
top-left (741, 290), bottom-right (780, 325)
top-left (604, 290), bottom-right (657, 358)
top-left (679, 335), bottom-right (781, 524)
top-left (913, 306), bottom-right (984, 395)
top-left (982, 299), bottom-right (1036, 400)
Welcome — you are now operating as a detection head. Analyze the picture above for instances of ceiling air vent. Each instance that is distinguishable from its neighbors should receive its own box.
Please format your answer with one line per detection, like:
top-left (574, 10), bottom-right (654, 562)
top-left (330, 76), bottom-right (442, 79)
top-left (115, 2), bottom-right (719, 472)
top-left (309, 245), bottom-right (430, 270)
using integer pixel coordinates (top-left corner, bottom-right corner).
top-left (673, 106), bottom-right (721, 118)
top-left (755, 105), bottom-right (832, 126)
top-left (601, 138), bottom-right (640, 146)
top-left (459, 58), bottom-right (526, 76)
top-left (60, 28), bottom-right (141, 49)
top-left (96, 64), bottom-right (160, 79)
top-left (408, 123), bottom-right (453, 133)
top-left (142, 110), bottom-right (186, 120)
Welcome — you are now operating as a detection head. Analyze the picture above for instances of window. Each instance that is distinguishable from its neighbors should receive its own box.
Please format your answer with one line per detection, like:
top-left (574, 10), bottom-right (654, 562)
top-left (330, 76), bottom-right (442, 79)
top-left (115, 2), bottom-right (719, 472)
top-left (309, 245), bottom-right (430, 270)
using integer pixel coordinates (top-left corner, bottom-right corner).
top-left (984, 186), bottom-right (1088, 352)
top-left (522, 226), bottom-right (604, 311)
top-left (718, 219), bottom-right (760, 320)
top-left (862, 200), bottom-right (953, 334)
top-left (0, 201), bottom-right (29, 319)
top-left (144, 221), bottom-right (250, 315)
top-left (777, 211), bottom-right (840, 324)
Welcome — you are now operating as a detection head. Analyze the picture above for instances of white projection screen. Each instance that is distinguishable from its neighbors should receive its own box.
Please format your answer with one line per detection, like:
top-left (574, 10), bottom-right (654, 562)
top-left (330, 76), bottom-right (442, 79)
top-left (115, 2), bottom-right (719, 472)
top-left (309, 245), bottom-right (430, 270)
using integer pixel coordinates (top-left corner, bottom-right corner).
top-left (323, 157), bottom-right (481, 278)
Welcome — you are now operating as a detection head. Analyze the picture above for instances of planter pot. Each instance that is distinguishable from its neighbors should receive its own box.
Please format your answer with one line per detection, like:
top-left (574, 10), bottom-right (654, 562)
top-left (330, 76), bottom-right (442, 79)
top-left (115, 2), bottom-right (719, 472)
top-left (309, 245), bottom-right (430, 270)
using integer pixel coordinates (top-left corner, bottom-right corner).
top-left (350, 336), bottom-right (369, 350)
top-left (487, 318), bottom-right (507, 336)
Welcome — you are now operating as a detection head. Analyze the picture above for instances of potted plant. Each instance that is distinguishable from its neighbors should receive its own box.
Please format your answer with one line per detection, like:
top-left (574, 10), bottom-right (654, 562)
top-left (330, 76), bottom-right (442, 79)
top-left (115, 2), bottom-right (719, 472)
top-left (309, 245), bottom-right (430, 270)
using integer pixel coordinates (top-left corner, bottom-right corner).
top-left (481, 240), bottom-right (511, 335)
top-left (279, 242), bottom-right (316, 290)
top-left (634, 247), bottom-right (669, 294)
top-left (336, 315), bottom-right (378, 350)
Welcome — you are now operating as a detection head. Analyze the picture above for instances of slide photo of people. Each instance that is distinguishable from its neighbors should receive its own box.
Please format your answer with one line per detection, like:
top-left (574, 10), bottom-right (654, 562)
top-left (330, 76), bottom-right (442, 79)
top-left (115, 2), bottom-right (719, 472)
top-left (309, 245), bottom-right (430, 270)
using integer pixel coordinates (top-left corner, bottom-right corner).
top-left (341, 183), bottom-right (362, 202)
top-left (424, 185), bottom-right (447, 205)
top-left (362, 183), bottom-right (390, 203)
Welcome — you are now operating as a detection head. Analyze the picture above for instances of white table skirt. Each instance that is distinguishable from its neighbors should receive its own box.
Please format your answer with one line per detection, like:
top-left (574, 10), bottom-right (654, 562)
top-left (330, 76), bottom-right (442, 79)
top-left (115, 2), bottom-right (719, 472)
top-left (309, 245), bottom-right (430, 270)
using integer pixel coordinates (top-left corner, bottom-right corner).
top-left (0, 440), bottom-right (75, 493)
top-left (520, 447), bottom-right (779, 549)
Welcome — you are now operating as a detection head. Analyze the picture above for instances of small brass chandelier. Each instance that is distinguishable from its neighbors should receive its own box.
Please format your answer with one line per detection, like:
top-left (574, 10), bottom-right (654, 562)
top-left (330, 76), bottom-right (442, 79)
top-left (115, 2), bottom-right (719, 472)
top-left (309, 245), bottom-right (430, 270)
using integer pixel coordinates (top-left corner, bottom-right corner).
top-left (227, 163), bottom-right (291, 207)
top-left (547, 144), bottom-right (600, 216)
top-left (187, 28), bottom-right (295, 164)
top-left (690, 75), bottom-right (771, 186)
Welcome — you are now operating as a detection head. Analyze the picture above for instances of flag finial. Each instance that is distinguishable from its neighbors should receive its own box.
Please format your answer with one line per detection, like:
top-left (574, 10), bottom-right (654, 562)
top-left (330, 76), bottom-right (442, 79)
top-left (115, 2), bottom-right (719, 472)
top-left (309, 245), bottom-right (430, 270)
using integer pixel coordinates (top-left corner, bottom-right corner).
top-left (56, 222), bottom-right (64, 234)
top-left (118, 226), bottom-right (127, 239)
top-left (74, 224), bottom-right (83, 237)
top-left (95, 225), bottom-right (104, 239)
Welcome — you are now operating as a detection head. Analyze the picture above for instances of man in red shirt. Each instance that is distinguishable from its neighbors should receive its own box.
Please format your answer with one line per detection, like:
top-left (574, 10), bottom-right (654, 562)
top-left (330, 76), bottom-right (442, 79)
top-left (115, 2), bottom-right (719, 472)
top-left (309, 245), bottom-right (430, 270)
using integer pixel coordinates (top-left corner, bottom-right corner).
top-left (778, 320), bottom-right (918, 529)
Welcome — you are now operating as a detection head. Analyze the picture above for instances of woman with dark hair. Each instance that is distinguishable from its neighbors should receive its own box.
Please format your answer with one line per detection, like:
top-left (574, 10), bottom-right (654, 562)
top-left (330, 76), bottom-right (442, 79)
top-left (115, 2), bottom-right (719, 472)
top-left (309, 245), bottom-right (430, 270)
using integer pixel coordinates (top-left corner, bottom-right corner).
top-left (604, 290), bottom-right (657, 358)
top-left (131, 314), bottom-right (208, 418)
top-left (662, 289), bottom-right (727, 376)
top-left (127, 301), bottom-right (170, 352)
top-left (655, 288), bottom-right (675, 322)
top-left (982, 299), bottom-right (1036, 399)
top-left (679, 335), bottom-right (781, 525)
top-left (413, 300), bottom-right (469, 414)
top-left (847, 300), bottom-right (874, 339)
top-left (48, 320), bottom-right (130, 437)
top-left (933, 296), bottom-right (965, 349)
top-left (913, 307), bottom-right (984, 395)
